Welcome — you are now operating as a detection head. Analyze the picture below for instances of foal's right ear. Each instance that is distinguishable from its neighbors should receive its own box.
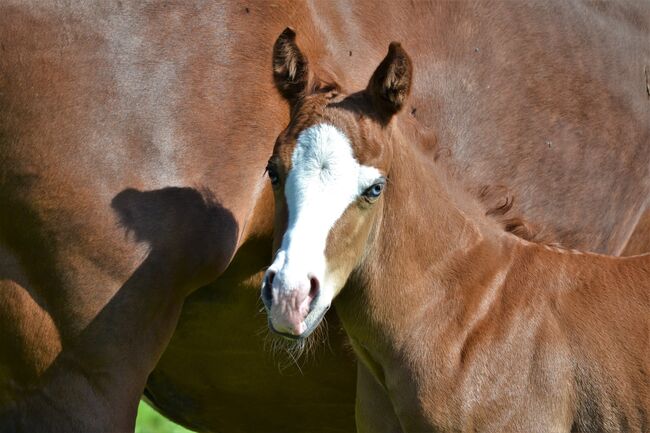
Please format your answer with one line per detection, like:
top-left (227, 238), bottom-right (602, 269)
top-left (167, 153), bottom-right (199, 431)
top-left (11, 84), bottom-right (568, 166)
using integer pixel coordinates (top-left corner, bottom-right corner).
top-left (367, 42), bottom-right (413, 123)
top-left (273, 28), bottom-right (309, 107)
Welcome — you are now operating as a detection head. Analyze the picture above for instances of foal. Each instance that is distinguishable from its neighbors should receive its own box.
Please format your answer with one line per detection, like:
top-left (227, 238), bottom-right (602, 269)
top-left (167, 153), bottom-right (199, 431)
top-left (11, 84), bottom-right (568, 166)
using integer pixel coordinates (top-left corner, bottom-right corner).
top-left (262, 31), bottom-right (650, 433)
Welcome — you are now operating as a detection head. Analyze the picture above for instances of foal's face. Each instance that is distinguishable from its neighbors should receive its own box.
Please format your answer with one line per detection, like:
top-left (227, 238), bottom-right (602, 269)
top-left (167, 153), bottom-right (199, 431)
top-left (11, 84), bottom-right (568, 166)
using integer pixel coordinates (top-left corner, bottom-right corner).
top-left (263, 99), bottom-right (389, 338)
top-left (262, 29), bottom-right (412, 339)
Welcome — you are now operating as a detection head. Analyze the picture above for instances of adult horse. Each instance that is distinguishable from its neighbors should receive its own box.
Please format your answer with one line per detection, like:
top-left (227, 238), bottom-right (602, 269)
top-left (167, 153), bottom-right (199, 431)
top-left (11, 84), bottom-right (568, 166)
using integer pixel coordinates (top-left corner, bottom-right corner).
top-left (0, 1), bottom-right (647, 432)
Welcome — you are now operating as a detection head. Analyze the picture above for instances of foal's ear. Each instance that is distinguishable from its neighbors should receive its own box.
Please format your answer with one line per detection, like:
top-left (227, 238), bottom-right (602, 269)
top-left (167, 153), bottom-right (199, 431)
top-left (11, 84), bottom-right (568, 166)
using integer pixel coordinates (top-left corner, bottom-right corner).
top-left (367, 42), bottom-right (413, 122)
top-left (273, 28), bottom-right (309, 107)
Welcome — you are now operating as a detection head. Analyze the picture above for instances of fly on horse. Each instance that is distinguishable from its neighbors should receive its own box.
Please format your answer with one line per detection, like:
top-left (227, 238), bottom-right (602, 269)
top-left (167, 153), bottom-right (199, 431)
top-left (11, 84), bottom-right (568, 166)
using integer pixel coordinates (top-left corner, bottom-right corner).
top-left (263, 33), bottom-right (650, 433)
top-left (1, 2), bottom-right (649, 432)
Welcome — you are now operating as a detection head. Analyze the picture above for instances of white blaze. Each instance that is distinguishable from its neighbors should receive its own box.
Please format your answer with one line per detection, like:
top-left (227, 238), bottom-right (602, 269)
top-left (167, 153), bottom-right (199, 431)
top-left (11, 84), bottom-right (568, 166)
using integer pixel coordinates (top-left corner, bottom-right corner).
top-left (269, 123), bottom-right (381, 308)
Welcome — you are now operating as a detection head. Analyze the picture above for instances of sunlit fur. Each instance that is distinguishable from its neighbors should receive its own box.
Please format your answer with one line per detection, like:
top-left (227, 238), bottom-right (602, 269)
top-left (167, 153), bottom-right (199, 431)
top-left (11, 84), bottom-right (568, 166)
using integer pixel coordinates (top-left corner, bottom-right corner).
top-left (266, 40), bottom-right (650, 433)
top-left (2, 2), bottom-right (648, 432)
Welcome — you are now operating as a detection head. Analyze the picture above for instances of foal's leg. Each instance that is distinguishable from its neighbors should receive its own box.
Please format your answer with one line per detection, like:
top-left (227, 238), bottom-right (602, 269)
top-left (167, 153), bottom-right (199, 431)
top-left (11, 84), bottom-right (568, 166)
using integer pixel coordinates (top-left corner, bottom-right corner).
top-left (356, 362), bottom-right (404, 433)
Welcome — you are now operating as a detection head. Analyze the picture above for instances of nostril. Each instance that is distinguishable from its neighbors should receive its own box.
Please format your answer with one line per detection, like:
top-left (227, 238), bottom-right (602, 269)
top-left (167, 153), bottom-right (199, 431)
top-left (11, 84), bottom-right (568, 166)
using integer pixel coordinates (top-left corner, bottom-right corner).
top-left (309, 275), bottom-right (320, 300)
top-left (262, 271), bottom-right (275, 306)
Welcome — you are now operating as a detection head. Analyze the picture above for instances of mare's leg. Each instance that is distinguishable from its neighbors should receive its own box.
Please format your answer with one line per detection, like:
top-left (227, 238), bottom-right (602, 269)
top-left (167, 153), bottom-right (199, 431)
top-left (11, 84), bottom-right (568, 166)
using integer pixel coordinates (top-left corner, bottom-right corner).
top-left (355, 362), bottom-right (403, 433)
top-left (0, 246), bottom-right (144, 432)
top-left (0, 187), bottom-right (238, 432)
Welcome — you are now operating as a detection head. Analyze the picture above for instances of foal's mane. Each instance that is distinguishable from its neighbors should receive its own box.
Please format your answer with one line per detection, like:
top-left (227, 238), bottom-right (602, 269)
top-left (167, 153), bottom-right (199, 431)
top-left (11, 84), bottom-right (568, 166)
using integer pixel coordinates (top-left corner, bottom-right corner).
top-left (401, 114), bottom-right (558, 246)
top-left (474, 183), bottom-right (552, 244)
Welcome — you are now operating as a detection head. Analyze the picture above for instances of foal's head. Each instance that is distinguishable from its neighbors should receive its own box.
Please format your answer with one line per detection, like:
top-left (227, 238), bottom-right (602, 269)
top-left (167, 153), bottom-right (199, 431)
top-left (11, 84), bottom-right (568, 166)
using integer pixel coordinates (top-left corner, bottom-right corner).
top-left (261, 29), bottom-right (413, 339)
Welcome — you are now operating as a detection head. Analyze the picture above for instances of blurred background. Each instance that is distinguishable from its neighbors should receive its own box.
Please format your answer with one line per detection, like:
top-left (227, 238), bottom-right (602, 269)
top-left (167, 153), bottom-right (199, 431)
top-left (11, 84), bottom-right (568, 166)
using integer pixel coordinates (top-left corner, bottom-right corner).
top-left (136, 400), bottom-right (195, 433)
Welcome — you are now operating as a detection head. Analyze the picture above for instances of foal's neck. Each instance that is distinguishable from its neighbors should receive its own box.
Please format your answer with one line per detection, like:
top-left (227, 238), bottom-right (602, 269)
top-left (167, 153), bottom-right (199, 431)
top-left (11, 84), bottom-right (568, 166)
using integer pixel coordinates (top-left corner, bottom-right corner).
top-left (338, 127), bottom-right (517, 363)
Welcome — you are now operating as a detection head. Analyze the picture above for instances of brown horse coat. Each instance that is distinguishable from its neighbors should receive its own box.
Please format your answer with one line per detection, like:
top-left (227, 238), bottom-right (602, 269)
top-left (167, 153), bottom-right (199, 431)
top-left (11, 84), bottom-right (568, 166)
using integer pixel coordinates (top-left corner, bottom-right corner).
top-left (264, 40), bottom-right (650, 433)
top-left (0, 1), bottom-right (648, 431)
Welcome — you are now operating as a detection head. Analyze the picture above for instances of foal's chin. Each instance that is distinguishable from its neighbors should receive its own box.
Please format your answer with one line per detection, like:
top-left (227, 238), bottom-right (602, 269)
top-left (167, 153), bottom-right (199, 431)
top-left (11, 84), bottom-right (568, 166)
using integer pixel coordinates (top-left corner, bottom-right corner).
top-left (267, 304), bottom-right (330, 341)
top-left (263, 307), bottom-right (332, 365)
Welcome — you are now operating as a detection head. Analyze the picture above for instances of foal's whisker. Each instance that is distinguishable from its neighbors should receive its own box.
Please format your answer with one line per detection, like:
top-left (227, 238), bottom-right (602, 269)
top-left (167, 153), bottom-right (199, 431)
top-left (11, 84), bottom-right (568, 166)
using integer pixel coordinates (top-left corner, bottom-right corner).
top-left (285, 346), bottom-right (304, 375)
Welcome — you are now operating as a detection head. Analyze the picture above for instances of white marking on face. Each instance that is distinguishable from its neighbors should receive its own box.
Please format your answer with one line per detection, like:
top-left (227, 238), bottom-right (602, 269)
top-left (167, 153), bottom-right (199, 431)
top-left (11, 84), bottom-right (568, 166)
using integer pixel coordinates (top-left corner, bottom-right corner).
top-left (267, 123), bottom-right (381, 330)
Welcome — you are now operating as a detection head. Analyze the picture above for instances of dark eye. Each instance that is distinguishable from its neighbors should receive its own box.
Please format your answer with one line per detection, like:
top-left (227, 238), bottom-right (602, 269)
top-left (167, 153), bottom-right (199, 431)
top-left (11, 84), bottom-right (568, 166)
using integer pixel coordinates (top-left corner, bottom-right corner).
top-left (266, 164), bottom-right (280, 186)
top-left (363, 181), bottom-right (385, 200)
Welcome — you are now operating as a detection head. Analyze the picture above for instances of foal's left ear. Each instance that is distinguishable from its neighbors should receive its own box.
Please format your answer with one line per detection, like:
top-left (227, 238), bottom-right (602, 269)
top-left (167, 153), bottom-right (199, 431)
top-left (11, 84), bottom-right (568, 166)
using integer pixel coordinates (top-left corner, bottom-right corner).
top-left (367, 42), bottom-right (413, 122)
top-left (273, 28), bottom-right (310, 107)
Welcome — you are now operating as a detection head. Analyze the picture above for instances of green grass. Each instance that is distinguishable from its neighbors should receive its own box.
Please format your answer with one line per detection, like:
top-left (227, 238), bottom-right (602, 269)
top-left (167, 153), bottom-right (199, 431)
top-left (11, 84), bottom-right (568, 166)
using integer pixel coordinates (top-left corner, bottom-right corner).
top-left (135, 400), bottom-right (195, 433)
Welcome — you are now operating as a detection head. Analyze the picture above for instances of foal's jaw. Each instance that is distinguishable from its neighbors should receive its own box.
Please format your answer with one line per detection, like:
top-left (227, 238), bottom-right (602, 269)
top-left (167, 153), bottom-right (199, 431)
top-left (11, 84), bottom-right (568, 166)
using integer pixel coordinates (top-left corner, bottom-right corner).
top-left (262, 123), bottom-right (383, 339)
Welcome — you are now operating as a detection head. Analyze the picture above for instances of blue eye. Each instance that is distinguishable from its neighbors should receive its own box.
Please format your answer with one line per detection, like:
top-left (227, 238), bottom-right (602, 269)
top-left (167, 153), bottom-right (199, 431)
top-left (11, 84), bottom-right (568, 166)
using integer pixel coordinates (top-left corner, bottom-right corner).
top-left (363, 181), bottom-right (385, 200)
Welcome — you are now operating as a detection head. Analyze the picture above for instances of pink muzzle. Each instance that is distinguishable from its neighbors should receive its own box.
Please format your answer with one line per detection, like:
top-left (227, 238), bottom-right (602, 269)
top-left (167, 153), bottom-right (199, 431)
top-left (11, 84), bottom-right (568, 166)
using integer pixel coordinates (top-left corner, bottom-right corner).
top-left (263, 270), bottom-right (320, 336)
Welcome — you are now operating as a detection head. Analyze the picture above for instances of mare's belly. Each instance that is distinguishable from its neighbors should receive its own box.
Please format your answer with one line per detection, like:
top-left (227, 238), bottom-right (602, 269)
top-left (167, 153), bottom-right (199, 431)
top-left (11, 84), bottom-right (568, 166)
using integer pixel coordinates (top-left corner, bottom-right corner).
top-left (147, 268), bottom-right (356, 433)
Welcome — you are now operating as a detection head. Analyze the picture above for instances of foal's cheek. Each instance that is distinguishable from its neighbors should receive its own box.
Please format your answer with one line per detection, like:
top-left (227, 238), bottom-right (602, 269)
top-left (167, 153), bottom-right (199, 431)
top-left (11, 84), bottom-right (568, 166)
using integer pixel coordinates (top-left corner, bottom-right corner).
top-left (324, 204), bottom-right (379, 295)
